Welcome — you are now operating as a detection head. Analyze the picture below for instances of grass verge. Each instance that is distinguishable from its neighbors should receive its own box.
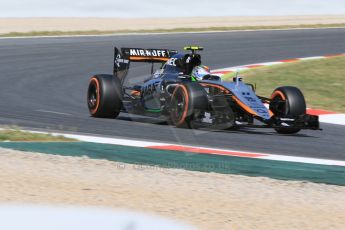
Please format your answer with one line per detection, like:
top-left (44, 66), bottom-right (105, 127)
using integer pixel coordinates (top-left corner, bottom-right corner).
top-left (223, 56), bottom-right (345, 113)
top-left (1, 23), bottom-right (345, 37)
top-left (0, 129), bottom-right (76, 142)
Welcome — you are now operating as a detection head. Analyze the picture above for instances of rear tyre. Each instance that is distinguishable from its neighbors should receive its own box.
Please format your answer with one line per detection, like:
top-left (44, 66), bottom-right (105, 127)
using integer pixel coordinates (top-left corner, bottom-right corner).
top-left (87, 74), bottom-right (123, 118)
top-left (270, 86), bottom-right (306, 134)
top-left (170, 82), bottom-right (208, 128)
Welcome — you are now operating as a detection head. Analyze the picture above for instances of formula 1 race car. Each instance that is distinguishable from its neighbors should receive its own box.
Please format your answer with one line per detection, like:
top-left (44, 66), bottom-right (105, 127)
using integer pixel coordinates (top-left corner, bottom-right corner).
top-left (87, 46), bottom-right (320, 134)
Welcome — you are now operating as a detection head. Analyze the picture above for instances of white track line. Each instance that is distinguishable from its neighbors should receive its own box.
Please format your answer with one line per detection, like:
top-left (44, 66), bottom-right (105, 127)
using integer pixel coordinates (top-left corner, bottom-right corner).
top-left (35, 109), bottom-right (72, 116)
top-left (319, 114), bottom-right (345, 126)
top-left (29, 130), bottom-right (345, 167)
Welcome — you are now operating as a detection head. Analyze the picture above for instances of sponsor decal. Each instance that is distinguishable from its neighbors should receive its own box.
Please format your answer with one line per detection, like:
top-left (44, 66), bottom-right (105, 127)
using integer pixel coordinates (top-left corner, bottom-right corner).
top-left (114, 54), bottom-right (129, 68)
top-left (141, 80), bottom-right (161, 100)
top-left (129, 49), bottom-right (168, 58)
top-left (167, 58), bottom-right (177, 66)
top-left (280, 118), bottom-right (295, 121)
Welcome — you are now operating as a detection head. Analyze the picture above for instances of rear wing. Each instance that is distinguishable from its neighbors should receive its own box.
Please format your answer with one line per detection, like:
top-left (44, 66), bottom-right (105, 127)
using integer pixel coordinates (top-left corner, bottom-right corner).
top-left (113, 47), bottom-right (178, 84)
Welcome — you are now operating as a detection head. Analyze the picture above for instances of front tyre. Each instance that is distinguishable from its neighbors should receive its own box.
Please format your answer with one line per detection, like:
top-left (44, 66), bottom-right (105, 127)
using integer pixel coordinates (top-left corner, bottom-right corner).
top-left (270, 86), bottom-right (306, 134)
top-left (87, 74), bottom-right (122, 118)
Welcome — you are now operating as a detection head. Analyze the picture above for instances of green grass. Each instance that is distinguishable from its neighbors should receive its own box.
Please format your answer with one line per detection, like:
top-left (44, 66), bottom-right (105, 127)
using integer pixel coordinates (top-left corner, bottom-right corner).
top-left (1, 23), bottom-right (345, 37)
top-left (0, 129), bottom-right (76, 142)
top-left (224, 56), bottom-right (345, 113)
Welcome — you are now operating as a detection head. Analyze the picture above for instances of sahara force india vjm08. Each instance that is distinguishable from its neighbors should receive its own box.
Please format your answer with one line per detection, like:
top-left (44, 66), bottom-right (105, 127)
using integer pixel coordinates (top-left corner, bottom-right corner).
top-left (87, 46), bottom-right (320, 134)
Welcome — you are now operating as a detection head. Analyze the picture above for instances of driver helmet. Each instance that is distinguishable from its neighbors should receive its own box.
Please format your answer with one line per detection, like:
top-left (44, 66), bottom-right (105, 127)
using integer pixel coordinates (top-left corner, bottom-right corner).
top-left (191, 65), bottom-right (211, 80)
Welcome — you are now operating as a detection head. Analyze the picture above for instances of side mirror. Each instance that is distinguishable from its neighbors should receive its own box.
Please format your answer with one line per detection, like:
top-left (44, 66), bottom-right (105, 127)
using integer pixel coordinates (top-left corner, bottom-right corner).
top-left (202, 75), bottom-right (221, 81)
top-left (233, 77), bottom-right (243, 82)
top-left (177, 72), bottom-right (191, 79)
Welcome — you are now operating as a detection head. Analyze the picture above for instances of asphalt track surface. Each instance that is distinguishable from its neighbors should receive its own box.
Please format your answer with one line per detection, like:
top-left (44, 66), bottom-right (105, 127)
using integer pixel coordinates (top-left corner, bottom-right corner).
top-left (0, 28), bottom-right (345, 160)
